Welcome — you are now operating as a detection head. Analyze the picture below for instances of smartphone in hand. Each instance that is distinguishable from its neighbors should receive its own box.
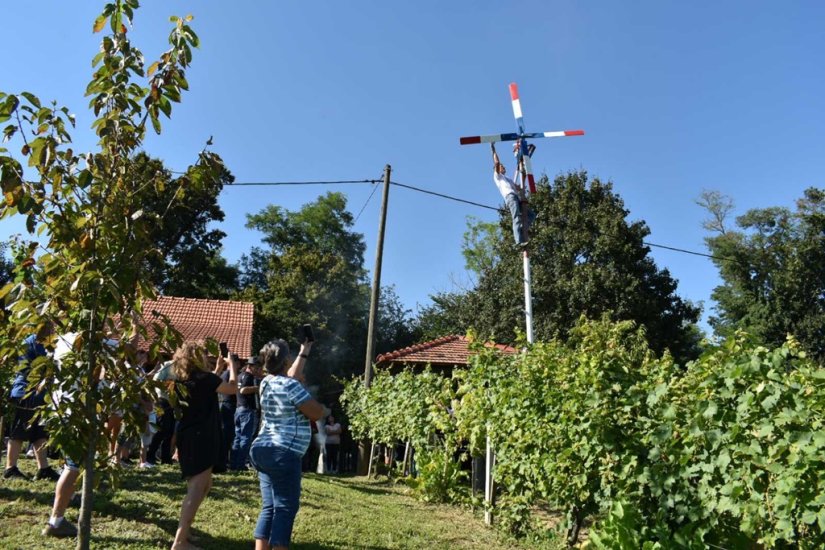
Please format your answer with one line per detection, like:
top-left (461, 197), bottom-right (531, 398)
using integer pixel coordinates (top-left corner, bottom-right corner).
top-left (219, 342), bottom-right (229, 358)
top-left (302, 324), bottom-right (314, 343)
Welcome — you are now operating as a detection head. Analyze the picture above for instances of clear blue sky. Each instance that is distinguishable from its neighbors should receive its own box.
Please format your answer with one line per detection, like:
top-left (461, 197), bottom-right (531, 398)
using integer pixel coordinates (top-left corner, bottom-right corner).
top-left (3, 1), bottom-right (824, 331)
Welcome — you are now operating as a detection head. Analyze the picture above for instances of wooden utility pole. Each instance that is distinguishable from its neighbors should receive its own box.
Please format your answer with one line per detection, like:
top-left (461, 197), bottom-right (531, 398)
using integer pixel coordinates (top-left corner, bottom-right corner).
top-left (358, 164), bottom-right (391, 475)
top-left (364, 164), bottom-right (391, 388)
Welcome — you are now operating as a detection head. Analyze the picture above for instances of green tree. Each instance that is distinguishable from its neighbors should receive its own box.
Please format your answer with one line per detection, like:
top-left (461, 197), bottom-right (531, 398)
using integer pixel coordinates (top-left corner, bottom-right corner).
top-left (128, 152), bottom-right (239, 299)
top-left (237, 192), bottom-right (369, 390)
top-left (0, 242), bottom-right (11, 285)
top-left (0, 3), bottom-right (224, 547)
top-left (700, 187), bottom-right (825, 358)
top-left (431, 171), bottom-right (701, 363)
top-left (416, 290), bottom-right (477, 341)
top-left (375, 284), bottom-right (420, 354)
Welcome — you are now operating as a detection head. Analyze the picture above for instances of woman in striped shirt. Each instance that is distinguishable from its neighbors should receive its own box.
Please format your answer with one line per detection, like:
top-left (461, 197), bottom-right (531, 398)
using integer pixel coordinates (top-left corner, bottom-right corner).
top-left (250, 338), bottom-right (323, 550)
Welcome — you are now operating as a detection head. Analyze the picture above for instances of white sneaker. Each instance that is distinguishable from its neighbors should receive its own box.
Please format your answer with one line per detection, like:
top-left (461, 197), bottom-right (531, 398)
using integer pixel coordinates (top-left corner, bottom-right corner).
top-left (138, 462), bottom-right (155, 469)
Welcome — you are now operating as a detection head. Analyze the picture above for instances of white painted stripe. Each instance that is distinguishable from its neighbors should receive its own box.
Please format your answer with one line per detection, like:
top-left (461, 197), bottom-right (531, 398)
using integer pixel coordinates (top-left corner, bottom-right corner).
top-left (512, 100), bottom-right (523, 119)
top-left (523, 155), bottom-right (533, 175)
top-left (542, 131), bottom-right (566, 138)
top-left (480, 135), bottom-right (503, 143)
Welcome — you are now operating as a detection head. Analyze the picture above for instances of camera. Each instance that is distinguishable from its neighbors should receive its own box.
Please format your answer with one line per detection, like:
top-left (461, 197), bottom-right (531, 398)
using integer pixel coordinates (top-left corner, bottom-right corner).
top-left (302, 324), bottom-right (314, 343)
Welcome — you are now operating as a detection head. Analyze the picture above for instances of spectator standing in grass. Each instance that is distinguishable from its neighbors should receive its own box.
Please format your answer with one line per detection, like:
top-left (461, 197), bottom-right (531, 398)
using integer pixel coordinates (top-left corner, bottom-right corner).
top-left (230, 356), bottom-right (260, 471)
top-left (170, 341), bottom-right (238, 550)
top-left (147, 359), bottom-right (176, 466)
top-left (324, 415), bottom-right (342, 474)
top-left (4, 325), bottom-right (61, 482)
top-left (250, 338), bottom-right (323, 550)
top-left (214, 354), bottom-right (236, 474)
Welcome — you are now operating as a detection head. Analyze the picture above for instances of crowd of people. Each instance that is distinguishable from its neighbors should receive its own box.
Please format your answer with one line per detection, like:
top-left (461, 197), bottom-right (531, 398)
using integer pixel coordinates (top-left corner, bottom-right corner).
top-left (1, 328), bottom-right (346, 550)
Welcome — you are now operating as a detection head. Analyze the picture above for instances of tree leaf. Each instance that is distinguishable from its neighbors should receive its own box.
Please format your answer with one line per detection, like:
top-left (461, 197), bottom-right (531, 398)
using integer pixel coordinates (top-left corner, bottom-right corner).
top-left (93, 14), bottom-right (107, 33)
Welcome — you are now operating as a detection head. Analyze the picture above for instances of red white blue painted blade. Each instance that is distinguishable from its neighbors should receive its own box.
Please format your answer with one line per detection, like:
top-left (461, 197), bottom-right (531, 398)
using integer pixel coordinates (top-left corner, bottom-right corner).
top-left (509, 83), bottom-right (526, 135)
top-left (459, 132), bottom-right (520, 145)
top-left (522, 130), bottom-right (585, 139)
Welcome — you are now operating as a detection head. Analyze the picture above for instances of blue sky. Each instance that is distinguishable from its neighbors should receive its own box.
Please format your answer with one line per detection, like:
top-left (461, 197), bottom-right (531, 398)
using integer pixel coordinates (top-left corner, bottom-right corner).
top-left (2, 1), bottom-right (824, 331)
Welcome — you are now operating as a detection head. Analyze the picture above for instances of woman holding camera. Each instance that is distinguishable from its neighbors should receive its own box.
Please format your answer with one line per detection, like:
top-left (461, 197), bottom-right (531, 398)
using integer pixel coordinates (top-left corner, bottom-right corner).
top-left (170, 341), bottom-right (239, 550)
top-left (250, 337), bottom-right (323, 550)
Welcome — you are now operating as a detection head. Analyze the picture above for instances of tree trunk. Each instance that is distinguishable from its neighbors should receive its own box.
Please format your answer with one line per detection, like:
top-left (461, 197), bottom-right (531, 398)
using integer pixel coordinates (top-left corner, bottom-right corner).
top-left (566, 505), bottom-right (584, 548)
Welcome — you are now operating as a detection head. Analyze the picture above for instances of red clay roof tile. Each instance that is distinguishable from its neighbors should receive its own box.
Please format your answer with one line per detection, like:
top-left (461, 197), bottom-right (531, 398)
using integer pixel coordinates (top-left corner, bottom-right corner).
top-left (136, 296), bottom-right (254, 358)
top-left (375, 335), bottom-right (515, 367)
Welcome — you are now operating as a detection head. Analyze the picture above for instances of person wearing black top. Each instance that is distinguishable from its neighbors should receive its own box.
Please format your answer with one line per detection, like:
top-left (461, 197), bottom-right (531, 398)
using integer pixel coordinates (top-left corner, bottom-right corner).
top-left (230, 358), bottom-right (260, 471)
top-left (215, 360), bottom-right (236, 474)
top-left (170, 341), bottom-right (238, 550)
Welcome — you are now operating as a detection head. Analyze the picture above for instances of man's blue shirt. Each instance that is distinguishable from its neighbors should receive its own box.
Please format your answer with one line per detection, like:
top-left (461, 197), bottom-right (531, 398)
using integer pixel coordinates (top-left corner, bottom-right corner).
top-left (10, 334), bottom-right (47, 399)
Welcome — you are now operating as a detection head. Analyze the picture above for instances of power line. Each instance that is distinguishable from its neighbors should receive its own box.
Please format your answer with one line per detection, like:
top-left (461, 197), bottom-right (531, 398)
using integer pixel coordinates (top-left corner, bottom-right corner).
top-left (642, 241), bottom-right (744, 265)
top-left (227, 179), bottom-right (378, 186)
top-left (354, 179), bottom-right (382, 223)
top-left (389, 180), bottom-right (501, 212)
top-left (217, 175), bottom-right (741, 265)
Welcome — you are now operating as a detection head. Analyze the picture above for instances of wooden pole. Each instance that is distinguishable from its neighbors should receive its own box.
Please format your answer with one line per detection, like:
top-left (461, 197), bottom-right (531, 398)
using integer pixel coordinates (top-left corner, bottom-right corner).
top-left (358, 165), bottom-right (391, 476)
top-left (363, 164), bottom-right (392, 388)
top-left (401, 441), bottom-right (411, 476)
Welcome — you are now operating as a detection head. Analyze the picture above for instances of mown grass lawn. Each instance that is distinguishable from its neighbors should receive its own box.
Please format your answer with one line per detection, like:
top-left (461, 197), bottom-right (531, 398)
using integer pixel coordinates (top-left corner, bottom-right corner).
top-left (0, 459), bottom-right (560, 549)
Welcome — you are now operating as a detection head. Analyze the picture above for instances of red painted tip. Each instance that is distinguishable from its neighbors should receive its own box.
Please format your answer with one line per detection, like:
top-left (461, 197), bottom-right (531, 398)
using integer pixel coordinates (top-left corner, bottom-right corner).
top-left (528, 173), bottom-right (536, 194)
top-left (565, 130), bottom-right (585, 136)
top-left (509, 83), bottom-right (519, 101)
top-left (459, 136), bottom-right (481, 145)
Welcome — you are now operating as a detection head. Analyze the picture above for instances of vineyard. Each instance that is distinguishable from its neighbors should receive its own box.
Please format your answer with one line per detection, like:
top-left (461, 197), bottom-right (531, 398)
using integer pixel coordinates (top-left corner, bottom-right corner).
top-left (342, 317), bottom-right (825, 548)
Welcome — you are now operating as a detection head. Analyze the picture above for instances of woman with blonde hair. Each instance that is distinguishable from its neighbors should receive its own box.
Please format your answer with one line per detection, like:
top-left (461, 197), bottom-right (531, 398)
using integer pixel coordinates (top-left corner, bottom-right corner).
top-left (170, 341), bottom-right (238, 550)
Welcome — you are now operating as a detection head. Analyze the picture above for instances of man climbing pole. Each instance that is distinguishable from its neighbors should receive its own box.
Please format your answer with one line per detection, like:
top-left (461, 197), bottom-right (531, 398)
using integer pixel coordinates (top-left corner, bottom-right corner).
top-left (491, 142), bottom-right (536, 246)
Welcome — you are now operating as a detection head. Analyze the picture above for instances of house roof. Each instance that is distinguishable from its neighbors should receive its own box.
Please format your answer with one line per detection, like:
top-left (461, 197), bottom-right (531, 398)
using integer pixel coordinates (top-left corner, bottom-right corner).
top-left (136, 296), bottom-right (254, 358)
top-left (375, 335), bottom-right (516, 367)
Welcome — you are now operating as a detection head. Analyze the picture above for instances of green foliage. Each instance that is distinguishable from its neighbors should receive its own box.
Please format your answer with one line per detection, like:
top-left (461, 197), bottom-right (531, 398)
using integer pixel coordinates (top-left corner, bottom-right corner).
top-left (408, 447), bottom-right (468, 504)
top-left (702, 187), bottom-right (825, 360)
top-left (237, 193), bottom-right (418, 395)
top-left (341, 367), bottom-right (461, 500)
top-left (0, 2), bottom-right (226, 546)
top-left (455, 318), bottom-right (670, 542)
top-left (425, 171), bottom-right (702, 365)
top-left (0, 242), bottom-right (12, 285)
top-left (375, 284), bottom-right (421, 355)
top-left (238, 192), bottom-right (368, 380)
top-left (127, 153), bottom-right (238, 299)
top-left (462, 215), bottom-right (500, 276)
top-left (347, 315), bottom-right (825, 548)
top-left (638, 334), bottom-right (825, 548)
top-left (416, 290), bottom-right (476, 342)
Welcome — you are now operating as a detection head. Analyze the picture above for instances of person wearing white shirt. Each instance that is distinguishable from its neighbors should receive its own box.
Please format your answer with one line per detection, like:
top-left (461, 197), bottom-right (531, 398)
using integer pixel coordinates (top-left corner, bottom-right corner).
top-left (491, 142), bottom-right (536, 245)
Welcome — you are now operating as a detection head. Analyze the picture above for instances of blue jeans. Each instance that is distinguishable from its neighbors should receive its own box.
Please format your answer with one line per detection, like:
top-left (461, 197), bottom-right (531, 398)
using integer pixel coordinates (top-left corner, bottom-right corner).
top-left (230, 407), bottom-right (258, 470)
top-left (505, 192), bottom-right (536, 244)
top-left (250, 444), bottom-right (302, 547)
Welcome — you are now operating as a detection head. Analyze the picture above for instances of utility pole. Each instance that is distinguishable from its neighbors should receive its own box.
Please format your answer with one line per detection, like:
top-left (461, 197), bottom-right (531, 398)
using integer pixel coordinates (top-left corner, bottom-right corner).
top-left (358, 164), bottom-right (391, 475)
top-left (364, 164), bottom-right (391, 388)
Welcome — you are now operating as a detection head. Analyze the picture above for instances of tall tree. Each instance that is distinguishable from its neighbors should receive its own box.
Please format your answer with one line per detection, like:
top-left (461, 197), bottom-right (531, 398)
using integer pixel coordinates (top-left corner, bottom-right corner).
top-left (424, 171), bottom-right (701, 364)
top-left (375, 284), bottom-right (420, 354)
top-left (129, 153), bottom-right (239, 298)
top-left (237, 192), bottom-right (369, 390)
top-left (0, 242), bottom-right (12, 286)
top-left (0, 3), bottom-right (223, 547)
top-left (701, 187), bottom-right (825, 358)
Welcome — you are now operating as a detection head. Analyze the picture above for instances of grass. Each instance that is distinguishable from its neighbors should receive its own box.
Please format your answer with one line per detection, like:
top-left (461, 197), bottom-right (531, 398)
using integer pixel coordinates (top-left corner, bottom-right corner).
top-left (0, 458), bottom-right (562, 549)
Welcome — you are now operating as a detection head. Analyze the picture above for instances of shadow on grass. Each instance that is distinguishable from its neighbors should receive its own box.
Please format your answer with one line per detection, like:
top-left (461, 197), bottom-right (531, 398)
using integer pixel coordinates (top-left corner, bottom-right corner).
top-left (319, 477), bottom-right (396, 497)
top-left (0, 484), bottom-right (55, 508)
